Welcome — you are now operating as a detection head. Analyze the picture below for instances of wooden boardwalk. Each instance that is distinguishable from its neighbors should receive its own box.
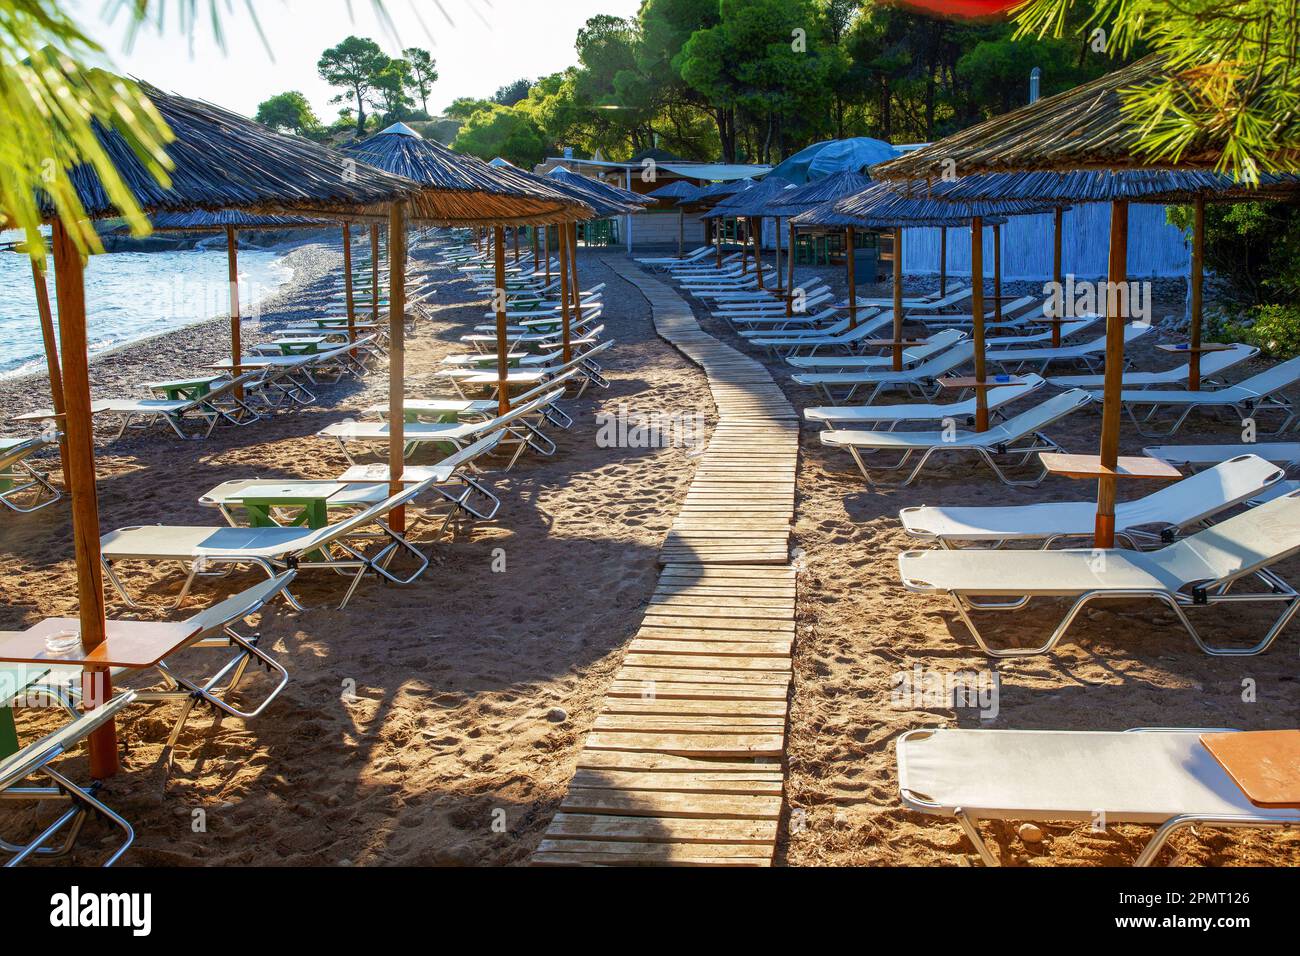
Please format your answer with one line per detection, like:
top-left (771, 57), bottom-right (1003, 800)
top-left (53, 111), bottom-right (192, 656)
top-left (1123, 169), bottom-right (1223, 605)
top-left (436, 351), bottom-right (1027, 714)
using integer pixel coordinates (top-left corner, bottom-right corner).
top-left (532, 259), bottom-right (798, 867)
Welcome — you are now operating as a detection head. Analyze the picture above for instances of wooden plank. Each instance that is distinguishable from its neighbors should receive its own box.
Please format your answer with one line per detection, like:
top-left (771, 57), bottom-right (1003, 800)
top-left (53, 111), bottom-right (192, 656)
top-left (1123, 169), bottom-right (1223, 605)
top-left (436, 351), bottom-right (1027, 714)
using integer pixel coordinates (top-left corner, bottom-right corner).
top-left (561, 788), bottom-right (783, 819)
top-left (543, 813), bottom-right (777, 845)
top-left (585, 731), bottom-right (784, 758)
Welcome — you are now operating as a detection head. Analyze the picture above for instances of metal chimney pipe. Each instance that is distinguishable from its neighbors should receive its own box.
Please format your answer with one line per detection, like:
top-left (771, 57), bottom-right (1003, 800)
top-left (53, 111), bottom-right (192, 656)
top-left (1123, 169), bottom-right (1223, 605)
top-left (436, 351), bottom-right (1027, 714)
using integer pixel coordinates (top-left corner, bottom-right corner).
top-left (1029, 67), bottom-right (1041, 104)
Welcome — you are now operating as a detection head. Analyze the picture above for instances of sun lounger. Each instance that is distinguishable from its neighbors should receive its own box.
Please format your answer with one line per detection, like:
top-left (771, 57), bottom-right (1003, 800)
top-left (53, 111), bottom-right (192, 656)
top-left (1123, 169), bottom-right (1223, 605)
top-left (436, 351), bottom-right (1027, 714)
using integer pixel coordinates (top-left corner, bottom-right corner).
top-left (900, 453), bottom-right (1285, 548)
top-left (821, 389), bottom-right (1092, 487)
top-left (81, 371), bottom-right (267, 441)
top-left (749, 314), bottom-right (894, 358)
top-left (914, 295), bottom-right (1040, 328)
top-left (806, 374), bottom-right (1045, 431)
top-left (436, 340), bottom-right (614, 399)
top-left (1145, 442), bottom-right (1300, 471)
top-left (37, 574), bottom-right (295, 752)
top-left (100, 478), bottom-right (439, 610)
top-left (205, 434), bottom-right (506, 539)
top-left (895, 727), bottom-right (1300, 866)
top-left (636, 246), bottom-right (713, 266)
top-left (363, 369), bottom-right (581, 430)
top-left (1049, 343), bottom-right (1258, 389)
top-left (0, 689), bottom-right (137, 865)
top-left (856, 286), bottom-right (973, 312)
top-left (987, 323), bottom-right (1151, 374)
top-left (0, 435), bottom-right (62, 512)
top-left (1090, 354), bottom-right (1300, 437)
top-left (794, 340), bottom-right (974, 404)
top-left (318, 388), bottom-right (565, 469)
top-left (787, 329), bottom-right (967, 372)
top-left (898, 488), bottom-right (1300, 656)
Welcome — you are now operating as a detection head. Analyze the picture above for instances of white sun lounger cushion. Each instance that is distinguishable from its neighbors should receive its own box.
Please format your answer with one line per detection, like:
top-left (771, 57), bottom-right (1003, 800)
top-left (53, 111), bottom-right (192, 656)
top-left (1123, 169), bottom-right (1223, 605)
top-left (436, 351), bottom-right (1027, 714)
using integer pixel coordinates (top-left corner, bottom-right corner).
top-left (900, 454), bottom-right (1285, 542)
top-left (896, 729), bottom-right (1299, 824)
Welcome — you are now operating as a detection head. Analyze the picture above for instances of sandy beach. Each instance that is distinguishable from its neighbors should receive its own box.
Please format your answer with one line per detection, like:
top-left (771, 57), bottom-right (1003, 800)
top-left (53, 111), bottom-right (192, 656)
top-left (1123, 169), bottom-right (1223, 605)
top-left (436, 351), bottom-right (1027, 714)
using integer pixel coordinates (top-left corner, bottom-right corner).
top-left (3, 238), bottom-right (1297, 867)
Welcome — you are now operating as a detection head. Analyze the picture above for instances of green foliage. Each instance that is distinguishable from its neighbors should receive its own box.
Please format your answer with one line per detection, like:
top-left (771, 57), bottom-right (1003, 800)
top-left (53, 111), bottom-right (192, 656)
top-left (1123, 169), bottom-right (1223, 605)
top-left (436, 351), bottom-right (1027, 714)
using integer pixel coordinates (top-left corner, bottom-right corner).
top-left (0, 3), bottom-right (175, 258)
top-left (317, 35), bottom-right (389, 135)
top-left (1012, 0), bottom-right (1300, 182)
top-left (1210, 304), bottom-right (1300, 359)
top-left (1168, 201), bottom-right (1300, 305)
top-left (403, 47), bottom-right (437, 114)
top-left (255, 91), bottom-right (322, 138)
top-left (452, 104), bottom-right (547, 168)
top-left (494, 79), bottom-right (532, 107)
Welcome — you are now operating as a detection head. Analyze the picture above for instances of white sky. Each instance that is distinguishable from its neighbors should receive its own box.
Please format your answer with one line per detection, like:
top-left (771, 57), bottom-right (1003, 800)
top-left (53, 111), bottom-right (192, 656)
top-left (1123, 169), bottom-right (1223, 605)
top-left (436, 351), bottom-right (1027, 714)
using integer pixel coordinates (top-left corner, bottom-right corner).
top-left (68, 0), bottom-right (642, 119)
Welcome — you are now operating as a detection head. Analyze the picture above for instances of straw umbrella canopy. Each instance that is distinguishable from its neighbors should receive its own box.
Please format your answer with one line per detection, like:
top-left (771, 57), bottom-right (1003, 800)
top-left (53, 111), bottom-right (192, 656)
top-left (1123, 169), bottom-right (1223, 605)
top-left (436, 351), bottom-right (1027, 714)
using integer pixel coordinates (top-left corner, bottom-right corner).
top-left (548, 166), bottom-right (655, 207)
top-left (24, 85), bottom-right (440, 781)
top-left (646, 180), bottom-right (702, 257)
top-left (702, 177), bottom-right (794, 292)
top-left (686, 178), bottom-right (754, 264)
top-left (874, 60), bottom-right (1300, 550)
top-left (343, 125), bottom-right (593, 478)
top-left (766, 171), bottom-right (873, 317)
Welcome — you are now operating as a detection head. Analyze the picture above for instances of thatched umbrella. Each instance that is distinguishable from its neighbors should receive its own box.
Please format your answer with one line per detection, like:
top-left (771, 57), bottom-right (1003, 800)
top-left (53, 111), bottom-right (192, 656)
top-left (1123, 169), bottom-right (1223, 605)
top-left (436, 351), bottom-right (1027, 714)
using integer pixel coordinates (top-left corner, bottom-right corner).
top-left (702, 178), bottom-right (794, 292)
top-left (28, 86), bottom-right (435, 781)
top-left (686, 179), bottom-right (754, 265)
top-left (647, 180), bottom-right (703, 257)
top-left (875, 62), bottom-right (1300, 549)
top-left (344, 123), bottom-right (592, 433)
top-left (766, 171), bottom-right (872, 318)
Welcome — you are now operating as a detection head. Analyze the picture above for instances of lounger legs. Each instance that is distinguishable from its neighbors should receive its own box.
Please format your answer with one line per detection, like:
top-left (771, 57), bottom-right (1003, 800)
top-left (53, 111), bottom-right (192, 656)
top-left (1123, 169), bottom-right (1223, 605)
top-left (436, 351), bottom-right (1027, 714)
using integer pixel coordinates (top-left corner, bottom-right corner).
top-left (1, 770), bottom-right (134, 867)
top-left (846, 438), bottom-right (1056, 489)
top-left (0, 462), bottom-right (62, 512)
top-left (947, 580), bottom-right (1300, 657)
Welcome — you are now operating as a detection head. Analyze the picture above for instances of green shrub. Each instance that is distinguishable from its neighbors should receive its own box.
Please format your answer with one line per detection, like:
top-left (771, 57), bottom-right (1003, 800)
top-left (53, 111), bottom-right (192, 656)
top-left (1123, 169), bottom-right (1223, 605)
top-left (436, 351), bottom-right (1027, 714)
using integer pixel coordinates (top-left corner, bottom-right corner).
top-left (1208, 303), bottom-right (1300, 358)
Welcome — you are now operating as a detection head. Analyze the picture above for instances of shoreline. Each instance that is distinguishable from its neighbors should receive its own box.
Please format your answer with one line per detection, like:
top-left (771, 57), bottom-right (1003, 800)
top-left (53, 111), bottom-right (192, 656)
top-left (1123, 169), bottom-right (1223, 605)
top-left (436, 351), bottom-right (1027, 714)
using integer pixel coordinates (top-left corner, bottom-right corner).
top-left (0, 237), bottom-right (341, 429)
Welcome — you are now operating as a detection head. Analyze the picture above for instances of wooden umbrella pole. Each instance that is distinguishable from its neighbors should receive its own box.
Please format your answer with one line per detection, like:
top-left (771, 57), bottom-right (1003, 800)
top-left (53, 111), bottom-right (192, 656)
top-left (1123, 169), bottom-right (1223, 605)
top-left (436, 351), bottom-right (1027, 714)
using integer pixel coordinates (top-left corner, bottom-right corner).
top-left (1095, 200), bottom-right (1129, 549)
top-left (343, 224), bottom-right (357, 354)
top-left (1052, 205), bottom-right (1064, 348)
top-left (847, 227), bottom-right (858, 330)
top-left (939, 227), bottom-right (948, 296)
top-left (786, 221), bottom-right (797, 317)
top-left (971, 216), bottom-right (988, 432)
top-left (677, 207), bottom-right (684, 258)
top-left (513, 226), bottom-right (520, 264)
top-left (891, 226), bottom-right (904, 370)
top-left (754, 217), bottom-right (764, 290)
top-left (993, 222), bottom-right (1003, 322)
top-left (1189, 196), bottom-right (1206, 390)
top-left (51, 220), bottom-right (117, 779)
top-left (225, 226), bottom-right (243, 399)
top-left (557, 220), bottom-right (573, 364)
top-left (531, 224), bottom-right (540, 270)
top-left (31, 260), bottom-right (65, 417)
top-left (544, 226), bottom-right (551, 285)
top-left (772, 217), bottom-right (782, 294)
top-left (494, 225), bottom-right (512, 417)
top-left (387, 203), bottom-right (407, 533)
top-left (370, 224), bottom-right (380, 325)
top-left (568, 222), bottom-right (583, 351)
top-left (716, 215), bottom-right (723, 267)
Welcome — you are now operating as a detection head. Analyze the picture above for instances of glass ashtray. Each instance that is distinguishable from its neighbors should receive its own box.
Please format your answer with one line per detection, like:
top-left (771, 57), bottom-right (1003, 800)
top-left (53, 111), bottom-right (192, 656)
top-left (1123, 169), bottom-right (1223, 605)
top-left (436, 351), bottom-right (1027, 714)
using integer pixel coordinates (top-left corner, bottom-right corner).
top-left (44, 629), bottom-right (81, 654)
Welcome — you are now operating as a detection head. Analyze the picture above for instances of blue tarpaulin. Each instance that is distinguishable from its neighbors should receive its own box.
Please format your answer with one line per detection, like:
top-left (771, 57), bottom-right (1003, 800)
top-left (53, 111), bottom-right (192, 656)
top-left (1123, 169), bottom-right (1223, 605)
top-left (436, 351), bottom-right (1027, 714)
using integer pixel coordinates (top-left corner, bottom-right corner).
top-left (768, 138), bottom-right (900, 184)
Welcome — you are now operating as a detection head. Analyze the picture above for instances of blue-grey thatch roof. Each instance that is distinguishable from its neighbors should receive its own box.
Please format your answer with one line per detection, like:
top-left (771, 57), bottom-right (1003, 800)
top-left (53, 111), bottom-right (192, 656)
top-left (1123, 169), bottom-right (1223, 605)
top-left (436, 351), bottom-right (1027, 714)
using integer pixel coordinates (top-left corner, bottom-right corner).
top-left (344, 124), bottom-right (591, 224)
top-left (485, 165), bottom-right (629, 219)
top-left (121, 209), bottom-right (329, 233)
top-left (55, 83), bottom-right (427, 223)
top-left (766, 170), bottom-right (873, 216)
top-left (895, 169), bottom-right (1300, 205)
top-left (693, 179), bottom-right (753, 202)
top-left (796, 182), bottom-right (1040, 228)
top-left (548, 166), bottom-right (655, 206)
top-left (702, 177), bottom-right (795, 219)
top-left (646, 180), bottom-right (703, 201)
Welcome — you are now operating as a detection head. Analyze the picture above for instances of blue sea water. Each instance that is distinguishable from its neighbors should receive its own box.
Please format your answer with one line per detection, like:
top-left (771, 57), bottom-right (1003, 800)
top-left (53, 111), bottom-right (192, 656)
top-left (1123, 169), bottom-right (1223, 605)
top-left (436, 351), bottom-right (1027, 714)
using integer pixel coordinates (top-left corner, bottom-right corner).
top-left (0, 233), bottom-right (294, 378)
